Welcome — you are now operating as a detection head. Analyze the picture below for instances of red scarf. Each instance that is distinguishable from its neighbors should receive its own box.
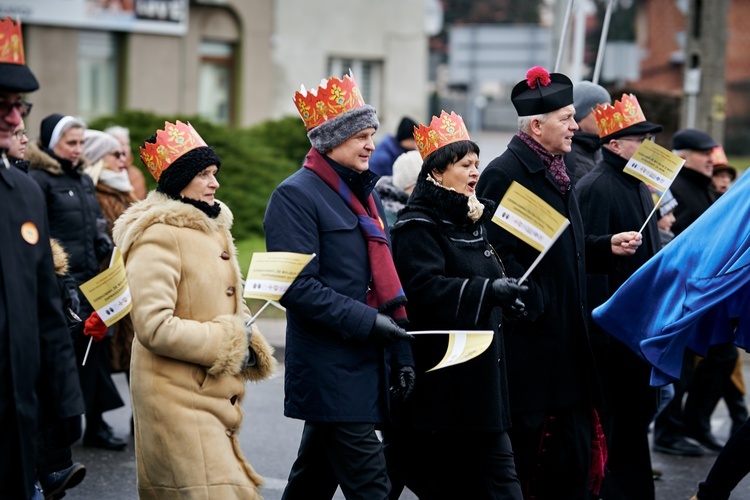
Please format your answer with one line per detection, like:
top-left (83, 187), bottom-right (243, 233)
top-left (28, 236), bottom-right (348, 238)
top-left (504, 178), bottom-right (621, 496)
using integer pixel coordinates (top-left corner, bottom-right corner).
top-left (304, 149), bottom-right (407, 322)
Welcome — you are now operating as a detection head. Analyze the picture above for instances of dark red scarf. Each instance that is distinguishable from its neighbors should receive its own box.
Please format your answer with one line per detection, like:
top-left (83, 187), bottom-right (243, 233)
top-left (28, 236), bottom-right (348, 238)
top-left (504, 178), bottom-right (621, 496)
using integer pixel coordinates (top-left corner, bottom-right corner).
top-left (304, 149), bottom-right (407, 322)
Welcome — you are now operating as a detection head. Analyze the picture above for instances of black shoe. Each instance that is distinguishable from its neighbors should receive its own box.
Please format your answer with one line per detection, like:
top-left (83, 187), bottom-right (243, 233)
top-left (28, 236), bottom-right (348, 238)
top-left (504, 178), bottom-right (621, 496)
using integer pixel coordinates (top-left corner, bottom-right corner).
top-left (39, 463), bottom-right (86, 500)
top-left (686, 431), bottom-right (724, 452)
top-left (652, 468), bottom-right (663, 481)
top-left (83, 427), bottom-right (127, 451)
top-left (653, 437), bottom-right (705, 456)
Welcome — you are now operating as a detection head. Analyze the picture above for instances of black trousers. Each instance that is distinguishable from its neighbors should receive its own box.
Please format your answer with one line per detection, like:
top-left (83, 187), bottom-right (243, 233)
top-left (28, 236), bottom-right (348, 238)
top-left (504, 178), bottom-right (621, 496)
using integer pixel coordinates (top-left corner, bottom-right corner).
top-left (384, 426), bottom-right (522, 499)
top-left (509, 405), bottom-right (592, 500)
top-left (37, 415), bottom-right (81, 475)
top-left (282, 421), bottom-right (389, 500)
top-left (697, 417), bottom-right (750, 500)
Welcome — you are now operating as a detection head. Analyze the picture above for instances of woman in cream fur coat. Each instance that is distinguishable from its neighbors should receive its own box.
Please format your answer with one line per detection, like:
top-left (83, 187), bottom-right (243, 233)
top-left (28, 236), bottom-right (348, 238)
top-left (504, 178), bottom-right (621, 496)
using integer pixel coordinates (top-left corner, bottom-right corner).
top-left (113, 122), bottom-right (275, 499)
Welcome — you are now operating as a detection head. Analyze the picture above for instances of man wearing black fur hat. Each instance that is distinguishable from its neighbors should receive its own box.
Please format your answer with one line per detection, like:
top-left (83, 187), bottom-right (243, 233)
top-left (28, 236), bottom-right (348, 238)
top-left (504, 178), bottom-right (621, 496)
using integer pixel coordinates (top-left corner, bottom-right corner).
top-left (0, 17), bottom-right (85, 499)
top-left (477, 66), bottom-right (642, 499)
top-left (265, 73), bottom-right (414, 499)
top-left (369, 115), bottom-right (418, 177)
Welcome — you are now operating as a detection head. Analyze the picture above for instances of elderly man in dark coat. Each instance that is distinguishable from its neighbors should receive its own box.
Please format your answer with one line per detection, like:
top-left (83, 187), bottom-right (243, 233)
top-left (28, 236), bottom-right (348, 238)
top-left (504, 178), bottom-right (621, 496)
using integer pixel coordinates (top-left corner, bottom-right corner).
top-left (476, 66), bottom-right (642, 499)
top-left (576, 93), bottom-right (664, 499)
top-left (0, 17), bottom-right (84, 499)
top-left (264, 72), bottom-right (414, 499)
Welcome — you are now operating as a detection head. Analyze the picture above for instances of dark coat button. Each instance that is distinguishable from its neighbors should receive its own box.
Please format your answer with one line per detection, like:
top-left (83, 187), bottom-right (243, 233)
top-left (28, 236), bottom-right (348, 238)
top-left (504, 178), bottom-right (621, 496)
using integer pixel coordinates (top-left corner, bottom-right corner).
top-left (484, 250), bottom-right (491, 257)
top-left (230, 395), bottom-right (238, 405)
top-left (226, 286), bottom-right (236, 296)
top-left (220, 251), bottom-right (230, 260)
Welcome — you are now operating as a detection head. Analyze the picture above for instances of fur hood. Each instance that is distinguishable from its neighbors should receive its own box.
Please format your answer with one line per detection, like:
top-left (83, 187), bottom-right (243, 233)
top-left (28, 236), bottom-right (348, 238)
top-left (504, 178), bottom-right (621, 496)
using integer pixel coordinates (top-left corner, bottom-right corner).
top-left (50, 239), bottom-right (69, 276)
top-left (113, 191), bottom-right (233, 256)
top-left (25, 141), bottom-right (89, 176)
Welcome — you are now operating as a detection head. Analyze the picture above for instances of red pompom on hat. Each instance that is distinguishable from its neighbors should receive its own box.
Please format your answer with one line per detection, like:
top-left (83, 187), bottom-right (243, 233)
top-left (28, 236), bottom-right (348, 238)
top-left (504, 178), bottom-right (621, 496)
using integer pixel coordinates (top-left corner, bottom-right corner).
top-left (511, 66), bottom-right (573, 117)
top-left (526, 66), bottom-right (551, 89)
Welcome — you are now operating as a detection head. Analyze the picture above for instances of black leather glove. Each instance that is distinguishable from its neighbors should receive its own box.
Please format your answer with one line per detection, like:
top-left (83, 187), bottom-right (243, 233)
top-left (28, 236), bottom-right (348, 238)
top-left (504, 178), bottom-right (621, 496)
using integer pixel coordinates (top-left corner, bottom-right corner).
top-left (491, 277), bottom-right (528, 308)
top-left (369, 313), bottom-right (414, 347)
top-left (504, 297), bottom-right (528, 320)
top-left (390, 365), bottom-right (416, 402)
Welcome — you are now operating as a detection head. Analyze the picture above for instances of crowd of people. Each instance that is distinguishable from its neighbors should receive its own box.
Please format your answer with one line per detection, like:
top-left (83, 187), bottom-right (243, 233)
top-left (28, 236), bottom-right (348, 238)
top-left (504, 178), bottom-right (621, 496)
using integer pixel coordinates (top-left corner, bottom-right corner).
top-left (1, 14), bottom-right (746, 500)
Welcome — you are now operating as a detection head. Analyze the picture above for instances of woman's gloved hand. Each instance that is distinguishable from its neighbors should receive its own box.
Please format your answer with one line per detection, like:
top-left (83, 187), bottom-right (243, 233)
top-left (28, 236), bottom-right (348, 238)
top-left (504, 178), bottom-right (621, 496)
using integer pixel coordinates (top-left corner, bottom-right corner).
top-left (83, 311), bottom-right (107, 342)
top-left (390, 365), bottom-right (416, 402)
top-left (491, 278), bottom-right (528, 308)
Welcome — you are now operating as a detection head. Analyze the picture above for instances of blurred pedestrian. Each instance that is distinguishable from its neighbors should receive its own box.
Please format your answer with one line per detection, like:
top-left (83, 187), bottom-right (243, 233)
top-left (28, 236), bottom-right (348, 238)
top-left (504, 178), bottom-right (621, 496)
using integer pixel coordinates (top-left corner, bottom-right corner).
top-left (710, 146), bottom-right (737, 196)
top-left (476, 66), bottom-right (642, 499)
top-left (0, 16), bottom-right (85, 499)
top-left (577, 93), bottom-right (663, 499)
top-left (27, 113), bottom-right (127, 451)
top-left (369, 116), bottom-right (418, 177)
top-left (374, 149), bottom-right (422, 227)
top-left (567, 81), bottom-right (611, 183)
top-left (104, 125), bottom-right (147, 200)
top-left (113, 120), bottom-right (276, 498)
top-left (265, 72), bottom-right (414, 499)
top-left (386, 110), bottom-right (525, 499)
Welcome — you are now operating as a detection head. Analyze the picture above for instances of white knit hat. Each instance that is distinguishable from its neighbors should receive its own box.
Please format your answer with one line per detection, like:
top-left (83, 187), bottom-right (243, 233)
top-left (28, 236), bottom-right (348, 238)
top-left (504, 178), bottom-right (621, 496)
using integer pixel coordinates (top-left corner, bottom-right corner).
top-left (83, 129), bottom-right (121, 165)
top-left (392, 150), bottom-right (422, 191)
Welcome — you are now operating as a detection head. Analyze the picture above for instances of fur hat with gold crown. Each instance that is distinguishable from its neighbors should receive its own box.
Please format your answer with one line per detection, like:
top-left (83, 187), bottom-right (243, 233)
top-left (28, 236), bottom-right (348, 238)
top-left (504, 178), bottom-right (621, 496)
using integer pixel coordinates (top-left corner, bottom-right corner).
top-left (0, 17), bottom-right (39, 92)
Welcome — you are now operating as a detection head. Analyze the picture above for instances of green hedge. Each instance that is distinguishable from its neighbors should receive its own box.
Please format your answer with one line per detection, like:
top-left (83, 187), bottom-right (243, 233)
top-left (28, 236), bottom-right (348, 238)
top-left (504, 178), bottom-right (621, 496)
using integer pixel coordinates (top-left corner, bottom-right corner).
top-left (88, 112), bottom-right (310, 239)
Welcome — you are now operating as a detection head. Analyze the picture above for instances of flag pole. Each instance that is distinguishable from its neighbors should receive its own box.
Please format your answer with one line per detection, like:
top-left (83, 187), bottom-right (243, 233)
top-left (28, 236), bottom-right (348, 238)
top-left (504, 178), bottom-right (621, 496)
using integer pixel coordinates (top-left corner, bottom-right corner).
top-left (638, 189), bottom-right (668, 235)
top-left (592, 0), bottom-right (616, 84)
top-left (554, 0), bottom-right (576, 72)
top-left (250, 300), bottom-right (272, 323)
top-left (82, 337), bottom-right (93, 366)
top-left (518, 220), bottom-right (571, 285)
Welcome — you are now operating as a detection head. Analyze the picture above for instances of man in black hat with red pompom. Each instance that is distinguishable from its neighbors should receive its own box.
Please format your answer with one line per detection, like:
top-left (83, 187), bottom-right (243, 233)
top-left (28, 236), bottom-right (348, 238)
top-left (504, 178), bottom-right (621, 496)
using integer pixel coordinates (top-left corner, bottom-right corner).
top-left (477, 66), bottom-right (643, 499)
top-left (0, 16), bottom-right (85, 500)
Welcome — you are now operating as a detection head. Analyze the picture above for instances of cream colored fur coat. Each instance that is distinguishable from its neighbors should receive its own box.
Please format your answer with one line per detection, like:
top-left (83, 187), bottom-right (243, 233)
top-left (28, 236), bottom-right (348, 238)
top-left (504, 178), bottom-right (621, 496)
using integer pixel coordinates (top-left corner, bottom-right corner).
top-left (113, 192), bottom-right (275, 499)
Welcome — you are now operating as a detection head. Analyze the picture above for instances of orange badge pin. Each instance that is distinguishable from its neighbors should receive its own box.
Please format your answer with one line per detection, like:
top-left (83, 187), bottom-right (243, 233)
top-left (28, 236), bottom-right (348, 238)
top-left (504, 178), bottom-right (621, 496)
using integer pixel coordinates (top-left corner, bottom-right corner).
top-left (21, 222), bottom-right (39, 245)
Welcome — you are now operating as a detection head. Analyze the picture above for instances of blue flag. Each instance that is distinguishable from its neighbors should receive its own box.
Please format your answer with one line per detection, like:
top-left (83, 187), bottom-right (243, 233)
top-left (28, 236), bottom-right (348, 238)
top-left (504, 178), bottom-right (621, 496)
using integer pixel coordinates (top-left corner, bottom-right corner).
top-left (592, 171), bottom-right (750, 386)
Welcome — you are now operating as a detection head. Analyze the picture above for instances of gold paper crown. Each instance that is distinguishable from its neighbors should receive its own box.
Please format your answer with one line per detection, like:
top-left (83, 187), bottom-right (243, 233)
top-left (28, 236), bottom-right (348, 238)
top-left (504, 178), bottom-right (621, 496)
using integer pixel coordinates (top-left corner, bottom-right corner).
top-left (593, 94), bottom-right (647, 138)
top-left (413, 111), bottom-right (472, 160)
top-left (0, 17), bottom-right (26, 66)
top-left (139, 121), bottom-right (207, 181)
top-left (293, 71), bottom-right (366, 130)
top-left (711, 145), bottom-right (729, 166)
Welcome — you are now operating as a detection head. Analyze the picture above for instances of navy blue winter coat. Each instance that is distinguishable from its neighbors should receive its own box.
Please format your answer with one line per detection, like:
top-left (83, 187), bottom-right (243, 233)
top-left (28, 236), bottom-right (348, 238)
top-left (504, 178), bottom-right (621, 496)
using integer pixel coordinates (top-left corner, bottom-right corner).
top-left (369, 134), bottom-right (408, 177)
top-left (264, 148), bottom-right (413, 423)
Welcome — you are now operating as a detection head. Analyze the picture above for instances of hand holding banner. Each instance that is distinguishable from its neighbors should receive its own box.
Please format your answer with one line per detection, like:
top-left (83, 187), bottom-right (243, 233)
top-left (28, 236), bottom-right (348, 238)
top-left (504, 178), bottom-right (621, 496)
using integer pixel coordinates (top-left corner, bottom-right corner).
top-left (491, 181), bottom-right (570, 284)
top-left (621, 140), bottom-right (685, 234)
top-left (78, 248), bottom-right (132, 365)
top-left (244, 252), bottom-right (315, 320)
top-left (410, 330), bottom-right (494, 371)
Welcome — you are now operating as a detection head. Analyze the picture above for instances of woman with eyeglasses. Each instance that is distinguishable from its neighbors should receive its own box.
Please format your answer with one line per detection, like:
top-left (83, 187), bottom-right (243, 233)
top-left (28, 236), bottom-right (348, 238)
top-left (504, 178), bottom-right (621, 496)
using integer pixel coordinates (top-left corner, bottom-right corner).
top-left (27, 114), bottom-right (127, 452)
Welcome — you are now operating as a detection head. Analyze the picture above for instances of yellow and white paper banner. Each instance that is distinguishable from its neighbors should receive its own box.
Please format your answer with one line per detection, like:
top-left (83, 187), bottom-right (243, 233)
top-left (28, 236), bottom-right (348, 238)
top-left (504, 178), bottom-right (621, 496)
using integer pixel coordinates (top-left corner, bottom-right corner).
top-left (410, 330), bottom-right (494, 371)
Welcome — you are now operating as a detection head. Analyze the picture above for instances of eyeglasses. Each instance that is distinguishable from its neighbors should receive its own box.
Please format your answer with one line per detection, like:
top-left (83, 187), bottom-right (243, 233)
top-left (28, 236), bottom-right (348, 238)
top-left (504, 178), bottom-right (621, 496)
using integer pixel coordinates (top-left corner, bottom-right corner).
top-left (619, 135), bottom-right (654, 143)
top-left (111, 151), bottom-right (126, 159)
top-left (11, 129), bottom-right (26, 140)
top-left (0, 100), bottom-right (32, 118)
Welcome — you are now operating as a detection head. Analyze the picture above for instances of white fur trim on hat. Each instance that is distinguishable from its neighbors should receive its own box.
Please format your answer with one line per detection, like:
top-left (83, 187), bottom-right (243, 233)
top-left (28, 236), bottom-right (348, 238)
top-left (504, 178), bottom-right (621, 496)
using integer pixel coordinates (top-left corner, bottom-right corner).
top-left (307, 105), bottom-right (379, 153)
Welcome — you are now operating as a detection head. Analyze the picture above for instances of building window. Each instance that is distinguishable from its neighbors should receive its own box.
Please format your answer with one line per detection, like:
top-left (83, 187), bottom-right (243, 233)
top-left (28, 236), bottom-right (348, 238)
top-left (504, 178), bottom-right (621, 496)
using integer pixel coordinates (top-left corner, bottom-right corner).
top-left (327, 58), bottom-right (382, 113)
top-left (199, 41), bottom-right (234, 125)
top-left (78, 31), bottom-right (118, 120)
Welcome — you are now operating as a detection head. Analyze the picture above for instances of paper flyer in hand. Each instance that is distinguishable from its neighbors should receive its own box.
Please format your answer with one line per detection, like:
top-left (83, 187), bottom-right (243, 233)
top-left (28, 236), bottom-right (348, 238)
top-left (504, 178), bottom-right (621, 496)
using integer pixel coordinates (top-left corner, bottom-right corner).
top-left (79, 248), bottom-right (132, 327)
top-left (244, 252), bottom-right (315, 301)
top-left (410, 330), bottom-right (494, 371)
top-left (623, 139), bottom-right (685, 191)
top-left (492, 181), bottom-right (570, 253)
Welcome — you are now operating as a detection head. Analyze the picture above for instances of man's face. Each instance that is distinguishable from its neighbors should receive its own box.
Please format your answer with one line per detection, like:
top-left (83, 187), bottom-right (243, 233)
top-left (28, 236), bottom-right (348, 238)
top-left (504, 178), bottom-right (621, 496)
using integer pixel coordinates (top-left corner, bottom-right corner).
top-left (682, 149), bottom-right (714, 177)
top-left (536, 104), bottom-right (578, 155)
top-left (326, 127), bottom-right (376, 173)
top-left (607, 134), bottom-right (654, 161)
top-left (0, 90), bottom-right (24, 149)
top-left (577, 111), bottom-right (599, 135)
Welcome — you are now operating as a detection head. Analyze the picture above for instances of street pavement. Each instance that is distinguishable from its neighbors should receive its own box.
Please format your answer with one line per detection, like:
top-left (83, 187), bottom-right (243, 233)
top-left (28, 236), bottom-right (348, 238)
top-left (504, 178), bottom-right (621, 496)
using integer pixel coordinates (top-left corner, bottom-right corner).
top-left (64, 317), bottom-right (750, 499)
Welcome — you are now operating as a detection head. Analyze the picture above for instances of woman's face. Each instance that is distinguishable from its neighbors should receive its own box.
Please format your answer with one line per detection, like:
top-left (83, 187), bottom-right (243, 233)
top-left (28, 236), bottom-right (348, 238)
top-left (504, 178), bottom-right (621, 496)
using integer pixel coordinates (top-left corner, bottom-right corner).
top-left (180, 165), bottom-right (220, 205)
top-left (53, 127), bottom-right (85, 165)
top-left (104, 148), bottom-right (127, 173)
top-left (7, 120), bottom-right (27, 161)
top-left (432, 151), bottom-right (480, 197)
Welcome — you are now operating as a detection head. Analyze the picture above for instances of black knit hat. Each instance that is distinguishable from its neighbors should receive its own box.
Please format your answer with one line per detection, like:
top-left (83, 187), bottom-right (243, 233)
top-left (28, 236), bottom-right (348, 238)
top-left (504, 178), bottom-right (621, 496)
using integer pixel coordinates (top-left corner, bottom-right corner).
top-left (141, 131), bottom-right (222, 198)
top-left (511, 66), bottom-right (574, 117)
top-left (396, 116), bottom-right (418, 142)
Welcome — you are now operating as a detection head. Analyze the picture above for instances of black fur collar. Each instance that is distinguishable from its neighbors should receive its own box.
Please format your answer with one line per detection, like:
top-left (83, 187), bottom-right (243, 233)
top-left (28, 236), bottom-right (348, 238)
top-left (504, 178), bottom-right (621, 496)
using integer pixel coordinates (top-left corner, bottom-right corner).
top-left (403, 172), bottom-right (496, 227)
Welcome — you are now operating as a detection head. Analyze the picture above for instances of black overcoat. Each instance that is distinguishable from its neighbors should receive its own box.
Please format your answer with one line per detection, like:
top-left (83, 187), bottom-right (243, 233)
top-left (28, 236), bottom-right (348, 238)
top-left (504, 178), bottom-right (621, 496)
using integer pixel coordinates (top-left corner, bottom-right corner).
top-left (670, 167), bottom-right (716, 235)
top-left (390, 175), bottom-right (511, 431)
top-left (0, 163), bottom-right (84, 498)
top-left (476, 135), bottom-right (608, 413)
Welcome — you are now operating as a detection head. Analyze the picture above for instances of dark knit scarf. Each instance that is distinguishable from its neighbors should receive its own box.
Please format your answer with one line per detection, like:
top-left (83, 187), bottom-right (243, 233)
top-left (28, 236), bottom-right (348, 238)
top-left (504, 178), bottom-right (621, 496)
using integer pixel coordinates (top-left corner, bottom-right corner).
top-left (516, 130), bottom-right (571, 193)
top-left (304, 148), bottom-right (407, 322)
top-left (173, 195), bottom-right (222, 219)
